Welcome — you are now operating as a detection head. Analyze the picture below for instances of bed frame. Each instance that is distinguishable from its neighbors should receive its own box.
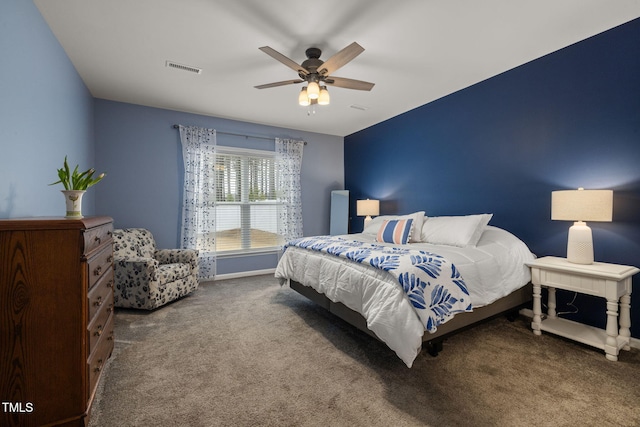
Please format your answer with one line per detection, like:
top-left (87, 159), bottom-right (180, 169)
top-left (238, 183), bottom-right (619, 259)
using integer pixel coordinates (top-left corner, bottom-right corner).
top-left (289, 279), bottom-right (532, 356)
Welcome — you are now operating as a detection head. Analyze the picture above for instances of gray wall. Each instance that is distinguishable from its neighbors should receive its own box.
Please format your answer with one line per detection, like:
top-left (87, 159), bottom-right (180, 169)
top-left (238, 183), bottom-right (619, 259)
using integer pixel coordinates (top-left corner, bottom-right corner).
top-left (94, 99), bottom-right (344, 275)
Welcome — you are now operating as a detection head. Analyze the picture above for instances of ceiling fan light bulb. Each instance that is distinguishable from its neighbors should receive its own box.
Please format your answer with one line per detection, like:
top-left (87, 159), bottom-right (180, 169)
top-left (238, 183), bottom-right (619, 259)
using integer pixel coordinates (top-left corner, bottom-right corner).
top-left (318, 86), bottom-right (330, 105)
top-left (298, 87), bottom-right (310, 106)
top-left (307, 81), bottom-right (320, 99)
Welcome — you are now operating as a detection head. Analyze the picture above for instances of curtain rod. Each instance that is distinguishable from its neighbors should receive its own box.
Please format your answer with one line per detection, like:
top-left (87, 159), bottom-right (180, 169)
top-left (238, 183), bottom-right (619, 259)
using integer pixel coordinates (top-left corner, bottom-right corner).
top-left (172, 125), bottom-right (306, 145)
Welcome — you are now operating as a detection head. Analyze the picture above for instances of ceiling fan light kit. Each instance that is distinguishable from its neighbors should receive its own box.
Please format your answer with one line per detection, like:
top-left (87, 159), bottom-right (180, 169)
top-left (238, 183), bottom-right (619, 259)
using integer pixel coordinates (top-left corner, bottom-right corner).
top-left (256, 42), bottom-right (374, 112)
top-left (298, 87), bottom-right (309, 106)
top-left (318, 86), bottom-right (330, 105)
top-left (307, 81), bottom-right (320, 99)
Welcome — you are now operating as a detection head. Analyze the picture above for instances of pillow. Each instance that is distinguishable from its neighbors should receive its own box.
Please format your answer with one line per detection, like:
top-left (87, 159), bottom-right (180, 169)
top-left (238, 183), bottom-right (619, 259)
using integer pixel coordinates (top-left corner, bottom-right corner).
top-left (420, 214), bottom-right (493, 247)
top-left (363, 211), bottom-right (425, 242)
top-left (376, 218), bottom-right (414, 245)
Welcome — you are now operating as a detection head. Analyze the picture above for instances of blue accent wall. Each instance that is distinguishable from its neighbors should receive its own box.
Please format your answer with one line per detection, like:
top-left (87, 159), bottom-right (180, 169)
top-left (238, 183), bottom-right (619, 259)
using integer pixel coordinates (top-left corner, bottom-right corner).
top-left (94, 99), bottom-right (344, 275)
top-left (345, 18), bottom-right (640, 338)
top-left (0, 0), bottom-right (95, 218)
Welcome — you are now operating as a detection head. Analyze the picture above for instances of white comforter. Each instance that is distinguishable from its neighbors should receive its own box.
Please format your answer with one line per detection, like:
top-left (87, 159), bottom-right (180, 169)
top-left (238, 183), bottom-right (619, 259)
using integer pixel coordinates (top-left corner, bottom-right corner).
top-left (275, 226), bottom-right (535, 367)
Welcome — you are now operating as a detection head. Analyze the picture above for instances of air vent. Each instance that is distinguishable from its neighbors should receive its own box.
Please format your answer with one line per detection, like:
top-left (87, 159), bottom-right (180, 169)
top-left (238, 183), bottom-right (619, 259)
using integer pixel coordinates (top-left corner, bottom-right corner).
top-left (165, 61), bottom-right (202, 74)
top-left (350, 104), bottom-right (368, 111)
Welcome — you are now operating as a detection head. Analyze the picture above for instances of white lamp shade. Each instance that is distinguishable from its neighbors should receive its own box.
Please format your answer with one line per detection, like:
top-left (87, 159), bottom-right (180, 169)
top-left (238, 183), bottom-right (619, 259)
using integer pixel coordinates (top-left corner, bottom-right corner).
top-left (307, 81), bottom-right (320, 99)
top-left (298, 87), bottom-right (310, 106)
top-left (551, 188), bottom-right (613, 222)
top-left (357, 199), bottom-right (379, 216)
top-left (318, 86), bottom-right (330, 105)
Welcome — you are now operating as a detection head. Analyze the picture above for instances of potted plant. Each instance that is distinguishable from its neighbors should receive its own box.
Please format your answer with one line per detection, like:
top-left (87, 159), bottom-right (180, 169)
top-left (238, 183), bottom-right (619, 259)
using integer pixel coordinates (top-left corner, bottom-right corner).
top-left (50, 156), bottom-right (106, 218)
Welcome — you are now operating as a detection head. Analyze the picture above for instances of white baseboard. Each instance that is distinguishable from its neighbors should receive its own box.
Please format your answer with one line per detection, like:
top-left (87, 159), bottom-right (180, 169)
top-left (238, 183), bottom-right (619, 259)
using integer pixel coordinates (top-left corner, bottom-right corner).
top-left (518, 308), bottom-right (640, 350)
top-left (213, 268), bottom-right (276, 281)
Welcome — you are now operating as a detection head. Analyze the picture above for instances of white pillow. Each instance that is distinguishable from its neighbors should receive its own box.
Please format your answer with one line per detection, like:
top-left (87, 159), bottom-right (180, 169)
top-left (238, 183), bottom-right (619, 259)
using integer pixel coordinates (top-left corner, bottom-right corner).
top-left (363, 211), bottom-right (425, 243)
top-left (420, 214), bottom-right (493, 247)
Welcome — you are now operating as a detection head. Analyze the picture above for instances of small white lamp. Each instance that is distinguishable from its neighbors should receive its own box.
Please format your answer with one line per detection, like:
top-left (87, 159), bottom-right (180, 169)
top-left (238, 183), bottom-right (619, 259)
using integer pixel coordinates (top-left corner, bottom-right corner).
top-left (357, 199), bottom-right (379, 229)
top-left (551, 187), bottom-right (613, 264)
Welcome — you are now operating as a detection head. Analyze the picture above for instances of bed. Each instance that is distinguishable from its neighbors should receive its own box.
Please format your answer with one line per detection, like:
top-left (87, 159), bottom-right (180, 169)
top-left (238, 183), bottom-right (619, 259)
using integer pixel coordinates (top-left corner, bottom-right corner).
top-left (275, 213), bottom-right (536, 367)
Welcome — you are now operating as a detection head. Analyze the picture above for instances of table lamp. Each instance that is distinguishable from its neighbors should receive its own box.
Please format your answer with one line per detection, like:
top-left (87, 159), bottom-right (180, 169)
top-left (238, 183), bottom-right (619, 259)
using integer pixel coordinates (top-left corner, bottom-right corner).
top-left (551, 187), bottom-right (613, 264)
top-left (357, 199), bottom-right (379, 229)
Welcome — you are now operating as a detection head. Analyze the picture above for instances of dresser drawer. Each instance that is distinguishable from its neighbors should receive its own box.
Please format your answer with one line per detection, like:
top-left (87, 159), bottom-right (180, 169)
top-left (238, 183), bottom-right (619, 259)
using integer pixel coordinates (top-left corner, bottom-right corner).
top-left (84, 222), bottom-right (113, 255)
top-left (88, 269), bottom-right (114, 320)
top-left (88, 245), bottom-right (113, 289)
top-left (87, 313), bottom-right (114, 396)
top-left (88, 292), bottom-right (114, 352)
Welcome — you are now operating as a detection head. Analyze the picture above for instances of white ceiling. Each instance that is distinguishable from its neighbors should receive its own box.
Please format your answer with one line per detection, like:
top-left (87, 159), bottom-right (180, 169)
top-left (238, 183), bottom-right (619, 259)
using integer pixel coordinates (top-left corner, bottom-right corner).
top-left (35, 0), bottom-right (640, 137)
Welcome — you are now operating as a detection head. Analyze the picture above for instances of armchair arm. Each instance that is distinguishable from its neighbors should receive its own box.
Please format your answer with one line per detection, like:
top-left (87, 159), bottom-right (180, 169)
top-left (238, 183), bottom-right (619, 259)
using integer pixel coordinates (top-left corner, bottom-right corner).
top-left (155, 249), bottom-right (199, 271)
top-left (114, 257), bottom-right (159, 283)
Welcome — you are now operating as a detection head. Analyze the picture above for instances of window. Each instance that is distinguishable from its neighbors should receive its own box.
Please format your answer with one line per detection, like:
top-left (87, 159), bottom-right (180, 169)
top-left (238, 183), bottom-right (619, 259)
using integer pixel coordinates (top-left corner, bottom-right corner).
top-left (213, 147), bottom-right (282, 254)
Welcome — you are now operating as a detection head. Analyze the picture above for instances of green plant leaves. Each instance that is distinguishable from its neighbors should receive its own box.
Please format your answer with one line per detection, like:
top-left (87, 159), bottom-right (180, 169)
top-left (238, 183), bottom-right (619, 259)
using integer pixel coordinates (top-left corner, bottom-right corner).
top-left (49, 156), bottom-right (105, 190)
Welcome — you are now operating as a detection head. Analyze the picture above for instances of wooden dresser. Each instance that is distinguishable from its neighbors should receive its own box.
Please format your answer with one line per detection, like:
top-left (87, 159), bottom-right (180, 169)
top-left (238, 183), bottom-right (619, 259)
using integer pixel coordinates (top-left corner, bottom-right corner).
top-left (0, 216), bottom-right (115, 427)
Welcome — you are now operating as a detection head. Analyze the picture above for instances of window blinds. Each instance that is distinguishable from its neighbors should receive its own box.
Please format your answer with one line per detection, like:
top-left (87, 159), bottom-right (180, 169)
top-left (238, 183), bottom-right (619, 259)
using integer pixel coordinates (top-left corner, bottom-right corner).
top-left (214, 149), bottom-right (282, 253)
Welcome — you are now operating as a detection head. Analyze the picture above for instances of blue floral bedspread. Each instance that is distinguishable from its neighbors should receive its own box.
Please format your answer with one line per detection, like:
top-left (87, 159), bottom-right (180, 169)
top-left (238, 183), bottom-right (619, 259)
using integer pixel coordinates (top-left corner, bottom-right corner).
top-left (285, 236), bottom-right (473, 332)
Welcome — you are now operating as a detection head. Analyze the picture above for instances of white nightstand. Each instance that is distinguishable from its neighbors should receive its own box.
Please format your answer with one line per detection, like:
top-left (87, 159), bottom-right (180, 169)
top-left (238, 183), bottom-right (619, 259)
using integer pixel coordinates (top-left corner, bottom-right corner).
top-left (527, 256), bottom-right (639, 361)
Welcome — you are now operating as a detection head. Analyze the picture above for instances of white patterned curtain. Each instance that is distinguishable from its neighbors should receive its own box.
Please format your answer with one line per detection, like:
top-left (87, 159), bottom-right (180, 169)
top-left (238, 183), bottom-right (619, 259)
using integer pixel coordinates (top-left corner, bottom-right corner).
top-left (179, 125), bottom-right (217, 279)
top-left (275, 138), bottom-right (304, 244)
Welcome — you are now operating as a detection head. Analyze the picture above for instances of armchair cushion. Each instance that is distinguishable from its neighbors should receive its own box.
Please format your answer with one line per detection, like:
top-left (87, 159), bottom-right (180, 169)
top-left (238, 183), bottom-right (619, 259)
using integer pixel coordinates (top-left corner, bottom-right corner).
top-left (157, 263), bottom-right (191, 284)
top-left (112, 228), bottom-right (199, 310)
top-left (155, 249), bottom-right (199, 276)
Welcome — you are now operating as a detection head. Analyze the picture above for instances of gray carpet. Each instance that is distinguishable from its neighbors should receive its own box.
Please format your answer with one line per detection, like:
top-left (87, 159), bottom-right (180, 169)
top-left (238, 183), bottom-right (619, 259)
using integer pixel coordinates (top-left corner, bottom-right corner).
top-left (89, 275), bottom-right (640, 427)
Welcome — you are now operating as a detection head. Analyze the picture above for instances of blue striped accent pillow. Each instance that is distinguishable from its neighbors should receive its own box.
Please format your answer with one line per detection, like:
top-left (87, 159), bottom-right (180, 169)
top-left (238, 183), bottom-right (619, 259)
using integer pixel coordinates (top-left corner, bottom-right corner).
top-left (376, 218), bottom-right (414, 245)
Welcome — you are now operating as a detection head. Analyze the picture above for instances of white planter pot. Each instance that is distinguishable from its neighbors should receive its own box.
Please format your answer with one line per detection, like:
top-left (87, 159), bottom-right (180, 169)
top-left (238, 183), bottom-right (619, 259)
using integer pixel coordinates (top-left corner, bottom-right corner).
top-left (61, 190), bottom-right (86, 218)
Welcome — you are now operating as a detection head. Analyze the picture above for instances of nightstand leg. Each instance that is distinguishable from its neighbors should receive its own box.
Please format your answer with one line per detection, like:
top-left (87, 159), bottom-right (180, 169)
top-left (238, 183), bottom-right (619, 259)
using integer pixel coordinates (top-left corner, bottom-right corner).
top-left (619, 294), bottom-right (631, 351)
top-left (548, 287), bottom-right (556, 318)
top-left (532, 283), bottom-right (542, 336)
top-left (605, 299), bottom-right (620, 361)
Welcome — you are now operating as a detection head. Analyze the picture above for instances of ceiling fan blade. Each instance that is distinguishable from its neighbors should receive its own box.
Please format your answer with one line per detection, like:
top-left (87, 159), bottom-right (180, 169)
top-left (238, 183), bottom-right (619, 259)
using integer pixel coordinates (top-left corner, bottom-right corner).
top-left (324, 76), bottom-right (374, 91)
top-left (318, 42), bottom-right (365, 76)
top-left (254, 79), bottom-right (304, 89)
top-left (259, 46), bottom-right (308, 75)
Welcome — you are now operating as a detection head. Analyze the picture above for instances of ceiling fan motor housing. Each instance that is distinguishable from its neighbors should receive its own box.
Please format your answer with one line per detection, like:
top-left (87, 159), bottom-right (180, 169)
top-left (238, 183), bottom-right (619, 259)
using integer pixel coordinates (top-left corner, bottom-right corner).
top-left (300, 48), bottom-right (324, 80)
top-left (305, 47), bottom-right (322, 59)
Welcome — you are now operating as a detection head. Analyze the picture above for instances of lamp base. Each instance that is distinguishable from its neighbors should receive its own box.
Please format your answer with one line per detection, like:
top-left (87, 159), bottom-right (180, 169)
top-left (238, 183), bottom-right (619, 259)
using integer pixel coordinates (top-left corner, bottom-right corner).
top-left (566, 221), bottom-right (594, 264)
top-left (363, 215), bottom-right (373, 230)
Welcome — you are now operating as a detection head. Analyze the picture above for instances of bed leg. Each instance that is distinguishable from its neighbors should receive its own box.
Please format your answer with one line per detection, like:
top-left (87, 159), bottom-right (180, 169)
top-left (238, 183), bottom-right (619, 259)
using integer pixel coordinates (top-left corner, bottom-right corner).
top-left (424, 340), bottom-right (443, 357)
top-left (506, 311), bottom-right (518, 322)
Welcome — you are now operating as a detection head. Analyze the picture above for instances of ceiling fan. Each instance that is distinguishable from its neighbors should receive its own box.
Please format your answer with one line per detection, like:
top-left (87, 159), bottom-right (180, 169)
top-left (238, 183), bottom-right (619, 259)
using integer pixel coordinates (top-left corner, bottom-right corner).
top-left (255, 42), bottom-right (374, 106)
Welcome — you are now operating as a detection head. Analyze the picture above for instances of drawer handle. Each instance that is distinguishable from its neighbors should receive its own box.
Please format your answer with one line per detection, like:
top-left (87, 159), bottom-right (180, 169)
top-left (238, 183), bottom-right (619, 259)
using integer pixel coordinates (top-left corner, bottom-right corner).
top-left (94, 266), bottom-right (102, 276)
top-left (107, 280), bottom-right (113, 288)
top-left (94, 359), bottom-right (104, 373)
top-left (94, 296), bottom-right (103, 307)
top-left (95, 325), bottom-right (103, 337)
top-left (107, 255), bottom-right (113, 263)
top-left (94, 235), bottom-right (101, 244)
top-left (108, 303), bottom-right (114, 313)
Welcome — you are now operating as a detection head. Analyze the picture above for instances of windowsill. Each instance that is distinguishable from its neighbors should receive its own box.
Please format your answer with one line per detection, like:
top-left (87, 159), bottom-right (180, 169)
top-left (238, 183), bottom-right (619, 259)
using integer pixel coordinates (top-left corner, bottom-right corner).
top-left (216, 247), bottom-right (281, 258)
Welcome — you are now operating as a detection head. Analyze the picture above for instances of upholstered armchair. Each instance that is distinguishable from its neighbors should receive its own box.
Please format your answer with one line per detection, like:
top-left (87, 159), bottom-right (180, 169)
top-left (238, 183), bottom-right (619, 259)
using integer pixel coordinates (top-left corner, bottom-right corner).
top-left (112, 228), bottom-right (199, 310)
